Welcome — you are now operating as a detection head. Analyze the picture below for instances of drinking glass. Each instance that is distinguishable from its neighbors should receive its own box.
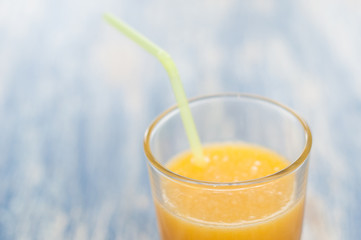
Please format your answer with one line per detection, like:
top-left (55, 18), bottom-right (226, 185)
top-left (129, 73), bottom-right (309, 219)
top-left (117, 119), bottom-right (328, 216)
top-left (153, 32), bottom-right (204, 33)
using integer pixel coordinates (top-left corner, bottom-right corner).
top-left (144, 93), bottom-right (312, 240)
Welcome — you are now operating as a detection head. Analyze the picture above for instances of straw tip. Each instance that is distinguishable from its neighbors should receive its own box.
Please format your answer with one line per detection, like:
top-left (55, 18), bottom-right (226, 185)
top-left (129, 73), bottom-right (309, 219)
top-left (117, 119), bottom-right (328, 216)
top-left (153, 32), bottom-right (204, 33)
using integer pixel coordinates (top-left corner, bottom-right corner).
top-left (103, 13), bottom-right (112, 20)
top-left (103, 13), bottom-right (113, 21)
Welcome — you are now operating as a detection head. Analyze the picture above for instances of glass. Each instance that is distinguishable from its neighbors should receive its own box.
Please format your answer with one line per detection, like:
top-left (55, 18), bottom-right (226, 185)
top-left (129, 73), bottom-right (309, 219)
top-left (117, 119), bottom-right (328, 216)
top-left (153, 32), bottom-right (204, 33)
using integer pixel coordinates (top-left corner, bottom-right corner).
top-left (144, 93), bottom-right (312, 240)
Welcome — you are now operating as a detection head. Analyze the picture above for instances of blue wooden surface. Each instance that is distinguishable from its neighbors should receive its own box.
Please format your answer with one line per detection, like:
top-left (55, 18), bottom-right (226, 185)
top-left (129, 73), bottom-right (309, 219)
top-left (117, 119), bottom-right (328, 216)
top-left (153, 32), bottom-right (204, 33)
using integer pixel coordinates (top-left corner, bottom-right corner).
top-left (1, 0), bottom-right (361, 239)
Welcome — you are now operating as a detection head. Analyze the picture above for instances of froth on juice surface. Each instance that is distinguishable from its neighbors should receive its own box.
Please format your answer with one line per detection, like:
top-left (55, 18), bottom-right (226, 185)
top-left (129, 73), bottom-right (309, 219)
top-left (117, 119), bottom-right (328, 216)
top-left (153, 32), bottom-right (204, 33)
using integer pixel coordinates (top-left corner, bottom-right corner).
top-left (155, 144), bottom-right (305, 240)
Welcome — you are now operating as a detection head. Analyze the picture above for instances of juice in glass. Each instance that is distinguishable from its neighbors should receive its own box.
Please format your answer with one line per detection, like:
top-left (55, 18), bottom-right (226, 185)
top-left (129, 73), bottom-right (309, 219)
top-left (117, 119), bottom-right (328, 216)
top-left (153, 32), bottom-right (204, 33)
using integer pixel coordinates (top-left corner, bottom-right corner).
top-left (144, 94), bottom-right (312, 240)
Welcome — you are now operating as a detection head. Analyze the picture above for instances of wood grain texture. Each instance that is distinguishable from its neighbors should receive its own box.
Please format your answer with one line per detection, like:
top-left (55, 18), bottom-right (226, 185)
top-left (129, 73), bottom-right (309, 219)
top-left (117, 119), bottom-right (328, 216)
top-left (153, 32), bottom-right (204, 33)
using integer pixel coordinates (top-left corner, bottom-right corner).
top-left (0, 0), bottom-right (360, 239)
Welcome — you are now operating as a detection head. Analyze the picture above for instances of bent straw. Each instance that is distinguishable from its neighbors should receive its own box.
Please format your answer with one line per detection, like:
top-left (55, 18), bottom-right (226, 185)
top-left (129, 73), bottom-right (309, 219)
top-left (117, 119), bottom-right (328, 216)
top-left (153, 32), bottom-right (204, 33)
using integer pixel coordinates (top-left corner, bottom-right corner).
top-left (104, 13), bottom-right (206, 166)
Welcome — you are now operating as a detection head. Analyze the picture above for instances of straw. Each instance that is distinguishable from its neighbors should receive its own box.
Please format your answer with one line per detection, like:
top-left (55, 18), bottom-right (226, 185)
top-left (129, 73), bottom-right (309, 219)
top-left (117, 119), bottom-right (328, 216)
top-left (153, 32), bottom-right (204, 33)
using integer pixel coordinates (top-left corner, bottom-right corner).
top-left (103, 13), bottom-right (206, 167)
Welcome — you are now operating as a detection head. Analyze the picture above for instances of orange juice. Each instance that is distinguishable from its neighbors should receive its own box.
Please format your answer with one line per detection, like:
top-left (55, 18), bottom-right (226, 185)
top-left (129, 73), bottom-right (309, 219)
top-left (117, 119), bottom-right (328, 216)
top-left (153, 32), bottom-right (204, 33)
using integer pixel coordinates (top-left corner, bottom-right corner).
top-left (156, 144), bottom-right (305, 240)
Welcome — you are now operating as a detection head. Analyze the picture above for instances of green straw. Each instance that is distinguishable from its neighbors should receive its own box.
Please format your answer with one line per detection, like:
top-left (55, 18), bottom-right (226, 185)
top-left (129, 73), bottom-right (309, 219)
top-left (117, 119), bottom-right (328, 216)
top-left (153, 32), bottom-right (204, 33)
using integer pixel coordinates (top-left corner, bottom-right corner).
top-left (104, 13), bottom-right (206, 167)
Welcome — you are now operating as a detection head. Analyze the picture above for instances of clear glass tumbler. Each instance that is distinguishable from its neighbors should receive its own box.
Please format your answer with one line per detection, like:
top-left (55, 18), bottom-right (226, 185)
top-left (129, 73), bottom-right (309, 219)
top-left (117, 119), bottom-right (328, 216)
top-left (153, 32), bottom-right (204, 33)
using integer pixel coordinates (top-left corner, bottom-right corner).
top-left (144, 93), bottom-right (312, 240)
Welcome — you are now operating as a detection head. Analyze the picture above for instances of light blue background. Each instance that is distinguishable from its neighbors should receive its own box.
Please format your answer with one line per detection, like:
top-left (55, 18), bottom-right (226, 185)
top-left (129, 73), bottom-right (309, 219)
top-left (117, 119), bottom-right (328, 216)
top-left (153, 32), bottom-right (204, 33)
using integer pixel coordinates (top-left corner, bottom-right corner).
top-left (1, 0), bottom-right (360, 239)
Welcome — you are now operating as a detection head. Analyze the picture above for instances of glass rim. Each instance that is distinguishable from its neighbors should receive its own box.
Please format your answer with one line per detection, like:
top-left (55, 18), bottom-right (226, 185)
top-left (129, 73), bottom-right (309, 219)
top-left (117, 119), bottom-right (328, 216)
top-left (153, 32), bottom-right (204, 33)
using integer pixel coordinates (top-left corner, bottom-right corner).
top-left (143, 93), bottom-right (312, 187)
